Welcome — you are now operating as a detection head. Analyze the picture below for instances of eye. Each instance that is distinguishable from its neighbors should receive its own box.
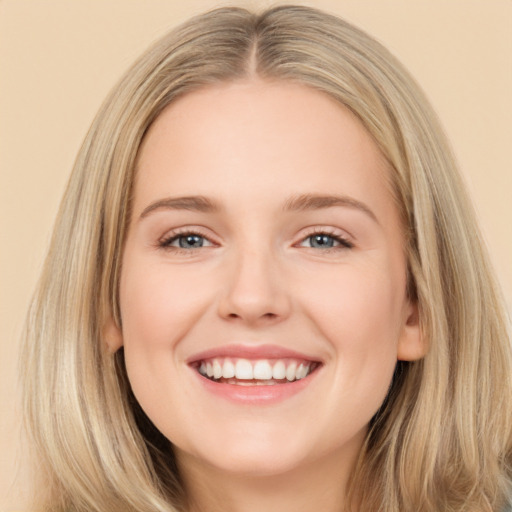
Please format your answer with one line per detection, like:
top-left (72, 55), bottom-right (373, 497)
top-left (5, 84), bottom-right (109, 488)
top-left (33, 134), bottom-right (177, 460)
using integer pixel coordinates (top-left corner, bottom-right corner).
top-left (159, 231), bottom-right (214, 251)
top-left (299, 231), bottom-right (353, 250)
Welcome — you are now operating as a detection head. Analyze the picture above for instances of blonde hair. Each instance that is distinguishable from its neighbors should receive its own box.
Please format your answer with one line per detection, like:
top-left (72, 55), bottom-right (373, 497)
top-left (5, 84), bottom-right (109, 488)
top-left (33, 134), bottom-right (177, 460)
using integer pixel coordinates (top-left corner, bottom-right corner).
top-left (21, 5), bottom-right (512, 511)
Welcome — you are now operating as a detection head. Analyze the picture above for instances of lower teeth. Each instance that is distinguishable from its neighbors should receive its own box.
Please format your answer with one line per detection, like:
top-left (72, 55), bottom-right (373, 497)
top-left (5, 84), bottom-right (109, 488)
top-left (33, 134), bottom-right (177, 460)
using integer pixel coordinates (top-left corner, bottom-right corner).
top-left (214, 378), bottom-right (289, 386)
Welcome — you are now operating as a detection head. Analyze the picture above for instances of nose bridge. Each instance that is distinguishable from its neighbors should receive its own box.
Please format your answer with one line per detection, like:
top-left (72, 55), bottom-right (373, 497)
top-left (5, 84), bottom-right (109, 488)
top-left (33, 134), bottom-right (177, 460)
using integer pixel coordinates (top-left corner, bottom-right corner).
top-left (217, 238), bottom-right (290, 324)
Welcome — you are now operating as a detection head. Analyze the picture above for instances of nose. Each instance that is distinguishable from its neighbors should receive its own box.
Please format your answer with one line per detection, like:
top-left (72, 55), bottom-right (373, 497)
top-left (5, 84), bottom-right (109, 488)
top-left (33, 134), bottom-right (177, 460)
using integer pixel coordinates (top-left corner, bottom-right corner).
top-left (217, 246), bottom-right (292, 326)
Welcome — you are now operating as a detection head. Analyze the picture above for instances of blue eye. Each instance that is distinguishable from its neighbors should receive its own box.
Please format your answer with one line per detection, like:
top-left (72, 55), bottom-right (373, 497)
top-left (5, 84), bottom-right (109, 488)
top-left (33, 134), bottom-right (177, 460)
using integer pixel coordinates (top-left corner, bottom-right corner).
top-left (160, 232), bottom-right (212, 250)
top-left (301, 232), bottom-right (353, 249)
top-left (177, 234), bottom-right (205, 248)
top-left (309, 234), bottom-right (336, 248)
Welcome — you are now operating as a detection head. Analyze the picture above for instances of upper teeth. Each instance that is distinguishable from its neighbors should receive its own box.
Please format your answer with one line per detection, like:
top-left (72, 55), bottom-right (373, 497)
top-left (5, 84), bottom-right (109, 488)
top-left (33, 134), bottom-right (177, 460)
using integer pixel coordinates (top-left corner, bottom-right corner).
top-left (198, 358), bottom-right (313, 382)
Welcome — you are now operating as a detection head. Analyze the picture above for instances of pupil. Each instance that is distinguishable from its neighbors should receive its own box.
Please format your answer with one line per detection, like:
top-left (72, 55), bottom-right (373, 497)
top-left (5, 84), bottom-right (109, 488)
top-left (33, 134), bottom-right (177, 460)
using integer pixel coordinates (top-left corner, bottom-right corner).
top-left (312, 234), bottom-right (333, 248)
top-left (179, 235), bottom-right (203, 248)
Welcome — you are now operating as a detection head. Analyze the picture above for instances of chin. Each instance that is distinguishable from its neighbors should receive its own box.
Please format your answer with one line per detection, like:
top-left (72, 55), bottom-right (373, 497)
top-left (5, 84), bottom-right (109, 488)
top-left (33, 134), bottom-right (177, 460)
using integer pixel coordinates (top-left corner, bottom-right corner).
top-left (201, 448), bottom-right (308, 478)
top-left (175, 426), bottom-right (313, 478)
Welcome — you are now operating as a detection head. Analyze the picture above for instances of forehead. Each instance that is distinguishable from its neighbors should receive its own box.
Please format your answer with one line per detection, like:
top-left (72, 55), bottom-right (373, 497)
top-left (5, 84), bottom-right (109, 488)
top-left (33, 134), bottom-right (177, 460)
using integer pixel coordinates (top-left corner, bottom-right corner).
top-left (134, 79), bottom-right (393, 216)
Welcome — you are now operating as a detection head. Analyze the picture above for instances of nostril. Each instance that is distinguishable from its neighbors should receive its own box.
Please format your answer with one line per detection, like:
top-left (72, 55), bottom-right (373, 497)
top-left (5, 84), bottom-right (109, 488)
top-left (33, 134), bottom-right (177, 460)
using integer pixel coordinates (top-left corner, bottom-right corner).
top-left (226, 311), bottom-right (279, 321)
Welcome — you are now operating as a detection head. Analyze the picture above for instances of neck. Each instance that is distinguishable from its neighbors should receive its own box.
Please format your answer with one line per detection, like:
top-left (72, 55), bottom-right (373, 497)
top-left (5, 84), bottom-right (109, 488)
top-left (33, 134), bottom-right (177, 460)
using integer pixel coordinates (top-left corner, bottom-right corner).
top-left (176, 436), bottom-right (364, 512)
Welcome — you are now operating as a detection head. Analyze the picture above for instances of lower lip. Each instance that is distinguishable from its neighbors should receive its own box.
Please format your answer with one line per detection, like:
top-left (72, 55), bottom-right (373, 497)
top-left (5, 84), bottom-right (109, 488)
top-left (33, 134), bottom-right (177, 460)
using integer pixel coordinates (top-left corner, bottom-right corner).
top-left (191, 367), bottom-right (320, 405)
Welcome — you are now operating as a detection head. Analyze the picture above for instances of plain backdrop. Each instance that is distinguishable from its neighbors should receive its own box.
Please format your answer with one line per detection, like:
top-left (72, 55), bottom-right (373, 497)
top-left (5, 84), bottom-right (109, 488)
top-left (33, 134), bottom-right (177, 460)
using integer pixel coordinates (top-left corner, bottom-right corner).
top-left (1, 0), bottom-right (511, 509)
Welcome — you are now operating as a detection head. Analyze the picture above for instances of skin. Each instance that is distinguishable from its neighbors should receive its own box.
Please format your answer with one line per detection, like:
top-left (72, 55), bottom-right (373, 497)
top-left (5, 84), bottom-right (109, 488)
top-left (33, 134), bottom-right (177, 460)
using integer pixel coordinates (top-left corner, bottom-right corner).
top-left (106, 79), bottom-right (425, 512)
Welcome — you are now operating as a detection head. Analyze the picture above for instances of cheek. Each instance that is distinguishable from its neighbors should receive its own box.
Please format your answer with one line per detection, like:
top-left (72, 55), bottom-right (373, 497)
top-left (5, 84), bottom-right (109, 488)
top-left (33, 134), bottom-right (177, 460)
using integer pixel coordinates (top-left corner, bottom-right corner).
top-left (118, 256), bottom-right (207, 433)
top-left (308, 262), bottom-right (406, 348)
top-left (303, 262), bottom-right (406, 403)
top-left (119, 255), bottom-right (215, 351)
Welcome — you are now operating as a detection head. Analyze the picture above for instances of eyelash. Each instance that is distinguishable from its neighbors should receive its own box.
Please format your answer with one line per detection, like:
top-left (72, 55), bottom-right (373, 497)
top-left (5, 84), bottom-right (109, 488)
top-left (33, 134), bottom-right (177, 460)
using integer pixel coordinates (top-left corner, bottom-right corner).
top-left (300, 228), bottom-right (354, 251)
top-left (158, 228), bottom-right (214, 254)
top-left (157, 227), bottom-right (354, 254)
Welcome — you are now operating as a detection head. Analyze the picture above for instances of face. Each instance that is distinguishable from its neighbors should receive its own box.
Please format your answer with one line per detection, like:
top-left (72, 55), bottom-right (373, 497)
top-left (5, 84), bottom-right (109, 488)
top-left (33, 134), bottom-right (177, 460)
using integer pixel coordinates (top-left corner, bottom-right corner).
top-left (109, 80), bottom-right (423, 479)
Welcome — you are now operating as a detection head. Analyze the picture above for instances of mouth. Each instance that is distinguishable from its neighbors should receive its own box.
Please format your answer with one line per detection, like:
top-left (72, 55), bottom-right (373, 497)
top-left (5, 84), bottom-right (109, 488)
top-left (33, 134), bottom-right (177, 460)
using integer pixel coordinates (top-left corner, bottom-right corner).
top-left (187, 345), bottom-right (323, 403)
top-left (191, 357), bottom-right (321, 386)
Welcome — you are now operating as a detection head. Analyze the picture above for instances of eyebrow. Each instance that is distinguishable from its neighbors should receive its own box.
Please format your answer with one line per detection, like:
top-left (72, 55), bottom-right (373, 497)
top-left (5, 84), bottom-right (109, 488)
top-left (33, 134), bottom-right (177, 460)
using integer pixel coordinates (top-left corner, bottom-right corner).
top-left (139, 193), bottom-right (378, 224)
top-left (283, 193), bottom-right (378, 224)
top-left (140, 195), bottom-right (220, 218)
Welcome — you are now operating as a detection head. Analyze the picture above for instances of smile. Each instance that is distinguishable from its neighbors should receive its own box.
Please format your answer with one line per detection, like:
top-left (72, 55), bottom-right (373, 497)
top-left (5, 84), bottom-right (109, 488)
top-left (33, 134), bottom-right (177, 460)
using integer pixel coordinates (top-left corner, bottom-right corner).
top-left (195, 357), bottom-right (319, 385)
top-left (187, 345), bottom-right (323, 403)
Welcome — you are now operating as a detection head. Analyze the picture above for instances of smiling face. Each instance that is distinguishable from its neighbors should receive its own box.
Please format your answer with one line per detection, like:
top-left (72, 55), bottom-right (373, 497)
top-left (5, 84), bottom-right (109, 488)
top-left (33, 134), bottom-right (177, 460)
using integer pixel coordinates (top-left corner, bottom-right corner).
top-left (108, 79), bottom-right (424, 480)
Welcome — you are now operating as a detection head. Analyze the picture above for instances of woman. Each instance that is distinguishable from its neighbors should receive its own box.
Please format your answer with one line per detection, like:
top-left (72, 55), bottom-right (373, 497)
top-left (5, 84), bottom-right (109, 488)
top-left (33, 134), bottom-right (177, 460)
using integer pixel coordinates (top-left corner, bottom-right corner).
top-left (21, 5), bottom-right (512, 511)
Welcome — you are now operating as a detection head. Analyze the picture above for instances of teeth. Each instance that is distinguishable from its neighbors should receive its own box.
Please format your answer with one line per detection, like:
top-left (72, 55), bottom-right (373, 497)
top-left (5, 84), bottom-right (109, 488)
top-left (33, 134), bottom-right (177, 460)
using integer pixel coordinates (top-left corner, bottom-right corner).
top-left (297, 363), bottom-right (308, 379)
top-left (272, 361), bottom-right (286, 380)
top-left (286, 361), bottom-right (297, 381)
top-left (235, 359), bottom-right (253, 380)
top-left (197, 357), bottom-right (316, 383)
top-left (213, 360), bottom-right (223, 379)
top-left (253, 360), bottom-right (273, 380)
top-left (222, 359), bottom-right (235, 378)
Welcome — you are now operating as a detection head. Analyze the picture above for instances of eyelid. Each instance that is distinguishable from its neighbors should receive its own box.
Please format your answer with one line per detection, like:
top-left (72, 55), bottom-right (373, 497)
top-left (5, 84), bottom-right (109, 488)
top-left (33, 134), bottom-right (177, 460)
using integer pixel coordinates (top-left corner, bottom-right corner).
top-left (157, 226), bottom-right (218, 251)
top-left (295, 226), bottom-right (354, 249)
top-left (155, 225), bottom-right (354, 253)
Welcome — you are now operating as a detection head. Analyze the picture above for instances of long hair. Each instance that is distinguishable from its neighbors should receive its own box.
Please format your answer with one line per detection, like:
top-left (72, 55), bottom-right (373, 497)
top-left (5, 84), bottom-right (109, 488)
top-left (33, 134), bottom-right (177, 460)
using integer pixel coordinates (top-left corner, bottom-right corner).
top-left (21, 5), bottom-right (512, 511)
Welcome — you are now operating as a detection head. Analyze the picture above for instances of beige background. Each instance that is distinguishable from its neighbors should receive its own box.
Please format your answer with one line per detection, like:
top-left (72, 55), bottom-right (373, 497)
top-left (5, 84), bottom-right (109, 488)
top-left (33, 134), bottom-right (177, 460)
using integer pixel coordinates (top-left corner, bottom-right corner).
top-left (1, 0), bottom-right (510, 509)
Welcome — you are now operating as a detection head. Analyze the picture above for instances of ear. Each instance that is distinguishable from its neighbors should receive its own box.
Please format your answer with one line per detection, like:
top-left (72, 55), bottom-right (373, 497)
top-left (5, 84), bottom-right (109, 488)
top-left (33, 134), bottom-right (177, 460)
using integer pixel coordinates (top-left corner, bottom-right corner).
top-left (397, 300), bottom-right (427, 361)
top-left (103, 315), bottom-right (123, 353)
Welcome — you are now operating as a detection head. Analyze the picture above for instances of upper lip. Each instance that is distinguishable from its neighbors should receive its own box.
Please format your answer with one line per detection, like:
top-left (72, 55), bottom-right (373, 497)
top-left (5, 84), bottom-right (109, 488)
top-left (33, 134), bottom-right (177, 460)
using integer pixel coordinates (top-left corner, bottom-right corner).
top-left (186, 344), bottom-right (322, 364)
